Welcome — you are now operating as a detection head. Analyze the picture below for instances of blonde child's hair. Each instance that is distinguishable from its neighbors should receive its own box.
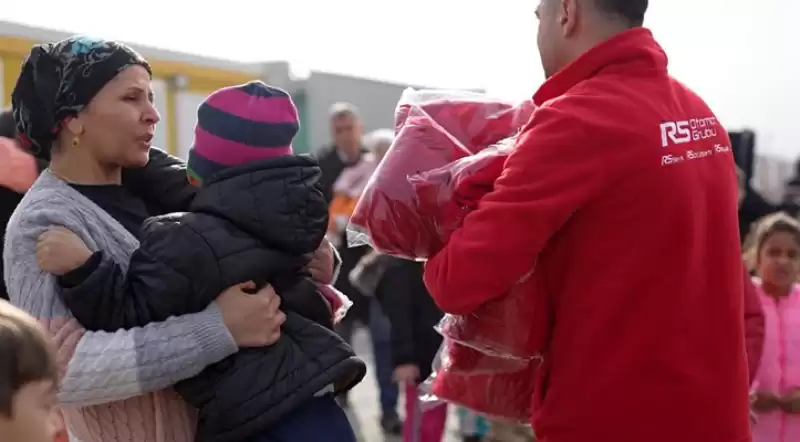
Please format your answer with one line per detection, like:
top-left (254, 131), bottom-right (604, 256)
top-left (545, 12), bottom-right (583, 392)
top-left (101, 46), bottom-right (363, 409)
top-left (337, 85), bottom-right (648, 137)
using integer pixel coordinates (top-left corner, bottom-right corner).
top-left (743, 212), bottom-right (800, 272)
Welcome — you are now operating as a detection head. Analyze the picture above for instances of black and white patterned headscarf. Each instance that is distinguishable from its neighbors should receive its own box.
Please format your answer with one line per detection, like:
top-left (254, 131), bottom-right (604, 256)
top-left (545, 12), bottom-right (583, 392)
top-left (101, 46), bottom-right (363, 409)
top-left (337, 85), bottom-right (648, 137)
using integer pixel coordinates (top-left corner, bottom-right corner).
top-left (11, 36), bottom-right (151, 160)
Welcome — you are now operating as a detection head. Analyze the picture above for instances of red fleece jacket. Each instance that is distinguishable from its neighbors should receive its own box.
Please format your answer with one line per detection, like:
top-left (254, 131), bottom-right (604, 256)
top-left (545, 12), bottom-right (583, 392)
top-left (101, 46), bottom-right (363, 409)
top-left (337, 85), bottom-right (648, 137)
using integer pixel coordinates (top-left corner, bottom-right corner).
top-left (424, 28), bottom-right (751, 442)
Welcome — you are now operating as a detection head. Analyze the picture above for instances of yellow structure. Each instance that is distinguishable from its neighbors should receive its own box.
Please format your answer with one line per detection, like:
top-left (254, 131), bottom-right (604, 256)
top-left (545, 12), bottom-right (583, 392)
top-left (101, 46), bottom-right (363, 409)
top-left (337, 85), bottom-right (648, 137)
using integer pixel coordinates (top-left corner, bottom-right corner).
top-left (0, 20), bottom-right (262, 155)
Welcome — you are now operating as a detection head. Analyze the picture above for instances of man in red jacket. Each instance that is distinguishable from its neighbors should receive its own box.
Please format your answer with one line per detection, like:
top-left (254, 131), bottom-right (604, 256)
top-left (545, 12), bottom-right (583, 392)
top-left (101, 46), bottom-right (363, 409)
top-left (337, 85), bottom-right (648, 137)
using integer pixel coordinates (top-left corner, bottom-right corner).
top-left (424, 1), bottom-right (752, 441)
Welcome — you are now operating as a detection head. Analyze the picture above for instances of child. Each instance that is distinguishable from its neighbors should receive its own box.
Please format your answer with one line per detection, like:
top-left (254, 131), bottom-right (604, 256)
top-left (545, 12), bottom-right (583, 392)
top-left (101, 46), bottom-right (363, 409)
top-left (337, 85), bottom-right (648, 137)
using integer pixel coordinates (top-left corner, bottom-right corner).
top-left (351, 254), bottom-right (447, 442)
top-left (37, 81), bottom-right (365, 442)
top-left (748, 212), bottom-right (800, 442)
top-left (0, 299), bottom-right (64, 442)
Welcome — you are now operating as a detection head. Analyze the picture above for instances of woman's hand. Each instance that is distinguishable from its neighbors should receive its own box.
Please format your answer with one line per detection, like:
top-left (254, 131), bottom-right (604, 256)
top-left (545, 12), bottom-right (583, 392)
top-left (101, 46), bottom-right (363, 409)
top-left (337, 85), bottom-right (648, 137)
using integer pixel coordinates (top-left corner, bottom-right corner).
top-left (307, 238), bottom-right (337, 284)
top-left (752, 391), bottom-right (782, 413)
top-left (217, 282), bottom-right (286, 348)
top-left (36, 227), bottom-right (93, 276)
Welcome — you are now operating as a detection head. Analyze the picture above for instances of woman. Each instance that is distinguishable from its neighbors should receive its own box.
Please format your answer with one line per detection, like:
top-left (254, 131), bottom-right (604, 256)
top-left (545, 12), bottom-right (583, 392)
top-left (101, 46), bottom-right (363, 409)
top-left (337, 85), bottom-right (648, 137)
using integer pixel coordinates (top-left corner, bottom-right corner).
top-left (4, 37), bottom-right (336, 442)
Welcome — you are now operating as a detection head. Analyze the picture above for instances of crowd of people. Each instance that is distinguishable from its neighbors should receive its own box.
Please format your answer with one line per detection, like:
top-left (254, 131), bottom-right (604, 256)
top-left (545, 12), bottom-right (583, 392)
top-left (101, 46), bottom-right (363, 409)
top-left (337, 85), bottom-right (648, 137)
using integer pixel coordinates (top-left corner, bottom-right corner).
top-left (1, 0), bottom-right (798, 442)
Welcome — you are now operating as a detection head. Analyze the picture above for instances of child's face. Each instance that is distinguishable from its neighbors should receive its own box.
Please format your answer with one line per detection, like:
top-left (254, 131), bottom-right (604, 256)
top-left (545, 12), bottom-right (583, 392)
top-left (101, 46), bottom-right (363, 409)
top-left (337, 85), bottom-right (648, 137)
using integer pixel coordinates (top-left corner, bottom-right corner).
top-left (757, 231), bottom-right (800, 289)
top-left (0, 380), bottom-right (63, 442)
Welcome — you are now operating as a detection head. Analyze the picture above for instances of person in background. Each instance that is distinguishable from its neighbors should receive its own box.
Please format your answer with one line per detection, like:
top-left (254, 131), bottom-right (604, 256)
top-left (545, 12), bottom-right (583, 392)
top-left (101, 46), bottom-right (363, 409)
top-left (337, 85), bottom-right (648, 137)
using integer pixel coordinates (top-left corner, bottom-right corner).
top-left (422, 0), bottom-right (751, 440)
top-left (779, 160), bottom-right (800, 218)
top-left (317, 109), bottom-right (401, 433)
top-left (0, 109), bottom-right (48, 300)
top-left (349, 129), bottom-right (446, 442)
top-left (352, 249), bottom-right (446, 442)
top-left (747, 213), bottom-right (800, 441)
top-left (0, 299), bottom-right (64, 442)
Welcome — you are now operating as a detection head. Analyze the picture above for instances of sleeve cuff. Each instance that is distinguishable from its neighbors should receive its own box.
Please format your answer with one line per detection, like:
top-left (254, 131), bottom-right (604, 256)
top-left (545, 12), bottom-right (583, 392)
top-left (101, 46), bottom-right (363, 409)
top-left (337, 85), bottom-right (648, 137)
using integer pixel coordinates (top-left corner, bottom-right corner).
top-left (191, 302), bottom-right (238, 365)
top-left (59, 251), bottom-right (104, 288)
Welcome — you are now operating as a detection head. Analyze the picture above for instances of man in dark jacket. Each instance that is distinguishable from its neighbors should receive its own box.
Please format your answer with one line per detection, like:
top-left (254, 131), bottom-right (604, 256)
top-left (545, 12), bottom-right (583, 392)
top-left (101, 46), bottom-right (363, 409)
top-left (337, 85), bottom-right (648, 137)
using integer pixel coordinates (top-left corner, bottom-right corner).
top-left (316, 103), bottom-right (402, 433)
top-left (0, 109), bottom-right (47, 300)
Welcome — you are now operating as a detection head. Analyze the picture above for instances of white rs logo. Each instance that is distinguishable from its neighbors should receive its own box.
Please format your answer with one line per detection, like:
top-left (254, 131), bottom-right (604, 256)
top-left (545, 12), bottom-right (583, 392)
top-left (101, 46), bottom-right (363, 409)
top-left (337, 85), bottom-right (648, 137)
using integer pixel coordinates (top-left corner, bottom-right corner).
top-left (660, 121), bottom-right (691, 147)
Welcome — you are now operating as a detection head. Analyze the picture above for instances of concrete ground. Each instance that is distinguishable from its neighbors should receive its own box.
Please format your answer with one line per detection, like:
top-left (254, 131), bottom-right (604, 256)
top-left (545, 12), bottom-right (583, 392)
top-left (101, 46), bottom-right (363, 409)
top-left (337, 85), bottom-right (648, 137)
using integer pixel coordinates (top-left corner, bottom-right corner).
top-left (346, 326), bottom-right (461, 442)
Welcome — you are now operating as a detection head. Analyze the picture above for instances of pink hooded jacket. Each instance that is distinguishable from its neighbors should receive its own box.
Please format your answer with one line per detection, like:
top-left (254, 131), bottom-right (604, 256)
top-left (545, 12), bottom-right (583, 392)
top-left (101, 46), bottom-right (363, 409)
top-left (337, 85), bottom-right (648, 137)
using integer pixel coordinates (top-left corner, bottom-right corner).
top-left (752, 279), bottom-right (800, 442)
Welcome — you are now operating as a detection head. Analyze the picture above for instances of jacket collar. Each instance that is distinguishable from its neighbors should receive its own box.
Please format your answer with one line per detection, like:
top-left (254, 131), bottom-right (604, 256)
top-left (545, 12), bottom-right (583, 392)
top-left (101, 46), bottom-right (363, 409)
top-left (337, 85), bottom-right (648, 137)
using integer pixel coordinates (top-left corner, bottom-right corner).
top-left (533, 28), bottom-right (668, 105)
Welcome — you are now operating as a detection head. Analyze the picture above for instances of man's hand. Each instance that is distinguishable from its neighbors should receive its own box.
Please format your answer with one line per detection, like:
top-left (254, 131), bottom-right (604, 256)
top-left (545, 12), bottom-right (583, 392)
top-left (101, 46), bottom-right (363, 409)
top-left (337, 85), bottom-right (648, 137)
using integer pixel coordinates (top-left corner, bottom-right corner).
top-left (35, 227), bottom-right (93, 276)
top-left (752, 391), bottom-right (782, 413)
top-left (781, 389), bottom-right (800, 414)
top-left (307, 238), bottom-right (337, 284)
top-left (217, 282), bottom-right (286, 348)
top-left (393, 364), bottom-right (420, 385)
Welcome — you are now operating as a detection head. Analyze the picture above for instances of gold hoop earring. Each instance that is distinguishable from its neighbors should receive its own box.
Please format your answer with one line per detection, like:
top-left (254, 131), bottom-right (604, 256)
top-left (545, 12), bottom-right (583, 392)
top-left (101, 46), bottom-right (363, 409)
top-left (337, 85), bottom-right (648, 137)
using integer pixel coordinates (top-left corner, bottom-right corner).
top-left (71, 138), bottom-right (79, 148)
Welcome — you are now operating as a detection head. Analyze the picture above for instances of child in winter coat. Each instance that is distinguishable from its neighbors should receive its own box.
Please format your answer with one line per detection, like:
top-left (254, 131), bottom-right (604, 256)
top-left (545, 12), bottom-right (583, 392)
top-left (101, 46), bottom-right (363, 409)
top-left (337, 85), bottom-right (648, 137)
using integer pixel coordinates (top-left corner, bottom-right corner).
top-left (37, 81), bottom-right (365, 442)
top-left (748, 212), bottom-right (800, 442)
top-left (351, 253), bottom-right (447, 442)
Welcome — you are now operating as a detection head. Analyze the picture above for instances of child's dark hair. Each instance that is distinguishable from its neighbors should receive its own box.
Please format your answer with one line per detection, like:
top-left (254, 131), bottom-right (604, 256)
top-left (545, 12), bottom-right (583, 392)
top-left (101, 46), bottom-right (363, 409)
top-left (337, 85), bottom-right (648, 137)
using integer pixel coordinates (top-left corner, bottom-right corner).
top-left (0, 300), bottom-right (59, 416)
top-left (743, 212), bottom-right (800, 270)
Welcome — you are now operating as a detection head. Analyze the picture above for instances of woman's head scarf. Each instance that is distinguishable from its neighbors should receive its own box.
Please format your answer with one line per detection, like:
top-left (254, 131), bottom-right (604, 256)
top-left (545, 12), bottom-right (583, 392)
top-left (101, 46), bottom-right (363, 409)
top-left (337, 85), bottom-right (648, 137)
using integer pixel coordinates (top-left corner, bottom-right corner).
top-left (11, 36), bottom-right (151, 160)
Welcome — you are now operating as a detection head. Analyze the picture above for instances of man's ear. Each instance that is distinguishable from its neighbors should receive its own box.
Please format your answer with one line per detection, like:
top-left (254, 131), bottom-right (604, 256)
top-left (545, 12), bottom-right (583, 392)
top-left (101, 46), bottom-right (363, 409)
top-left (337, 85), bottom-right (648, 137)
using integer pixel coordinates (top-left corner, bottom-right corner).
top-left (560, 0), bottom-right (580, 37)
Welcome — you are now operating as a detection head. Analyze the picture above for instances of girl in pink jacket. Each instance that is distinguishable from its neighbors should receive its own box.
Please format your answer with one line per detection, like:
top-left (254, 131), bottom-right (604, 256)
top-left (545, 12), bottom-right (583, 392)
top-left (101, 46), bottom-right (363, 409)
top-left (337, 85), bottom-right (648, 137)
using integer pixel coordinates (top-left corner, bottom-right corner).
top-left (750, 212), bottom-right (800, 442)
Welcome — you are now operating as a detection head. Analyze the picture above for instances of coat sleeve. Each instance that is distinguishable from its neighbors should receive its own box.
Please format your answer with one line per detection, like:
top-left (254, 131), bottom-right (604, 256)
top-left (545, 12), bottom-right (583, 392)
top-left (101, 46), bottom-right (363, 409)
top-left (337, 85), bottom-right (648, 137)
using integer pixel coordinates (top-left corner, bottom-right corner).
top-left (122, 148), bottom-right (197, 214)
top-left (742, 267), bottom-right (764, 384)
top-left (424, 104), bottom-right (610, 315)
top-left (60, 214), bottom-right (222, 331)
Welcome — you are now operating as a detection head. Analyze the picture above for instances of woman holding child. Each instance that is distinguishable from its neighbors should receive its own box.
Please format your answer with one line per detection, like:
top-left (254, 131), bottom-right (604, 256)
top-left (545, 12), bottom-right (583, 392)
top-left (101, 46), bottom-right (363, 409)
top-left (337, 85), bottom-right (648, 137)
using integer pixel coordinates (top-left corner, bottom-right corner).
top-left (4, 37), bottom-right (346, 442)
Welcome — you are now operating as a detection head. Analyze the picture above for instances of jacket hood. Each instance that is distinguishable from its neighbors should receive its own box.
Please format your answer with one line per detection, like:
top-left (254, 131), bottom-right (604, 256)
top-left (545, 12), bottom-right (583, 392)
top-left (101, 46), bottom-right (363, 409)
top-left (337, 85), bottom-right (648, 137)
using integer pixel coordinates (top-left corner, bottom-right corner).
top-left (190, 155), bottom-right (328, 255)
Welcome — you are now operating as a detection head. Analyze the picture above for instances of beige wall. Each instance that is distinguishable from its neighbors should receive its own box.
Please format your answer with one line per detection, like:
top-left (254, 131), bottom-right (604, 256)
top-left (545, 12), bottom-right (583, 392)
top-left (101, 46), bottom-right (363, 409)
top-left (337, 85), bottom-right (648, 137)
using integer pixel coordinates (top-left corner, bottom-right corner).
top-left (174, 91), bottom-right (208, 160)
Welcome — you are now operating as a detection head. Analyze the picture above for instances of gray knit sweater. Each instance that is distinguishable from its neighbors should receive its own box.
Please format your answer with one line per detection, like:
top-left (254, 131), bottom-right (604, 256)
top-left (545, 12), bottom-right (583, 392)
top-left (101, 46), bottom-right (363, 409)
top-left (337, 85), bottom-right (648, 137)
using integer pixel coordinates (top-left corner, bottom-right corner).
top-left (3, 170), bottom-right (238, 442)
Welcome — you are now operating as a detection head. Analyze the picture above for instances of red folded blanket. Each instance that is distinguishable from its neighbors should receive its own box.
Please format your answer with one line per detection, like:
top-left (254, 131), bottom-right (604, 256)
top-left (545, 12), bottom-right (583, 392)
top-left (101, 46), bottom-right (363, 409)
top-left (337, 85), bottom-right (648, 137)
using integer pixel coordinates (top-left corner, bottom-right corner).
top-left (348, 89), bottom-right (544, 421)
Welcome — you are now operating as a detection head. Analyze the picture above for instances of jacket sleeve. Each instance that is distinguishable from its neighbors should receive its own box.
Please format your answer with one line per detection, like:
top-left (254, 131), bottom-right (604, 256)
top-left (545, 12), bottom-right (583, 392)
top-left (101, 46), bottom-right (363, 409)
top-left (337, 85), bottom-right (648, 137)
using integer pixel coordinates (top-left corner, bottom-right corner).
top-left (4, 196), bottom-right (236, 406)
top-left (424, 104), bottom-right (609, 315)
top-left (742, 267), bottom-right (764, 384)
top-left (60, 214), bottom-right (223, 331)
top-left (122, 148), bottom-right (197, 214)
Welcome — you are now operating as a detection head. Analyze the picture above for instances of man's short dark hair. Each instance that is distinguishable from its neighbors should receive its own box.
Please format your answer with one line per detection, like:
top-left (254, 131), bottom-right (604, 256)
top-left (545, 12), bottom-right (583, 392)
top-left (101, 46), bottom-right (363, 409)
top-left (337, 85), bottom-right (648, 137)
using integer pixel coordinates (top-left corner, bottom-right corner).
top-left (594, 0), bottom-right (648, 27)
top-left (0, 109), bottom-right (16, 140)
top-left (0, 300), bottom-right (59, 416)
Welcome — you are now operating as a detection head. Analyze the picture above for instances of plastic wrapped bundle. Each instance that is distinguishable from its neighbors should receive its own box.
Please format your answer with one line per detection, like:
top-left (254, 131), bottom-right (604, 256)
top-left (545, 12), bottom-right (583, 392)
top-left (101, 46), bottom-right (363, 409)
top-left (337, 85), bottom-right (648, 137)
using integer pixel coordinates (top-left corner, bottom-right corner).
top-left (317, 284), bottom-right (353, 325)
top-left (347, 88), bottom-right (535, 260)
top-left (420, 340), bottom-right (540, 423)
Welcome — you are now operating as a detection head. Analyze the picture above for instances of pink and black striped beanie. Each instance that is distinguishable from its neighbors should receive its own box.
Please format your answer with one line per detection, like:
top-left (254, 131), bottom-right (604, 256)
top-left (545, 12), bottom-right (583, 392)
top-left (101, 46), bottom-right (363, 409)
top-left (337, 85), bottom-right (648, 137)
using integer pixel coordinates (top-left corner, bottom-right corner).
top-left (187, 81), bottom-right (297, 186)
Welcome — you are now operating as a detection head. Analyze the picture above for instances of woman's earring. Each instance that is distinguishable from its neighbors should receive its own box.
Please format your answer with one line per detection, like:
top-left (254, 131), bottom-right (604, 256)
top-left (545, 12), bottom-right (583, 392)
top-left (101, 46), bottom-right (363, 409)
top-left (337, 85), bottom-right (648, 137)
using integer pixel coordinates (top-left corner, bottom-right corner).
top-left (71, 137), bottom-right (79, 148)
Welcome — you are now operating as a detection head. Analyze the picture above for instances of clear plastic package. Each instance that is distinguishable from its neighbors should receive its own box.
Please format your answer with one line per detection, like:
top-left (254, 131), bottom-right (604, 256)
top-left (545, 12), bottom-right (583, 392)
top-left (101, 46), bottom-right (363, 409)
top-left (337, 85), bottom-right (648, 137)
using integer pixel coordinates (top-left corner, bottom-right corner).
top-left (347, 88), bottom-right (549, 366)
top-left (317, 284), bottom-right (352, 324)
top-left (347, 88), bottom-right (534, 259)
top-left (418, 339), bottom-right (540, 423)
